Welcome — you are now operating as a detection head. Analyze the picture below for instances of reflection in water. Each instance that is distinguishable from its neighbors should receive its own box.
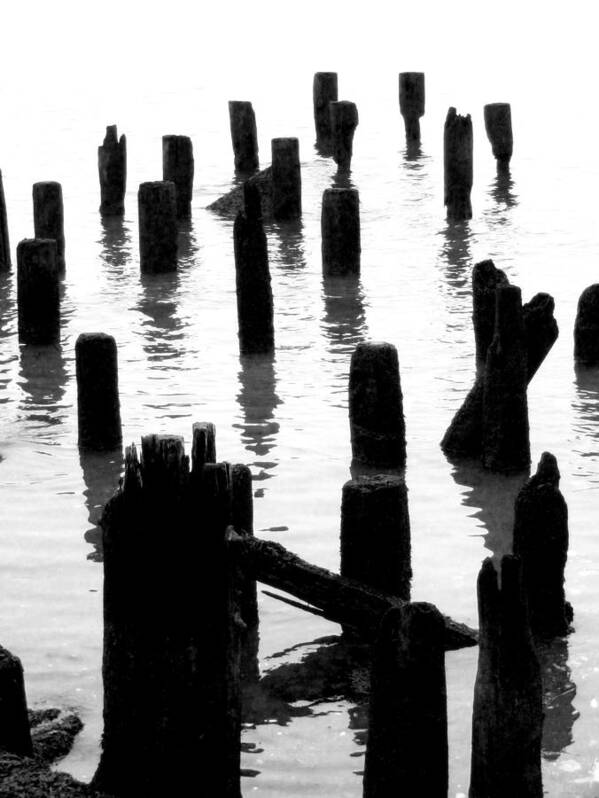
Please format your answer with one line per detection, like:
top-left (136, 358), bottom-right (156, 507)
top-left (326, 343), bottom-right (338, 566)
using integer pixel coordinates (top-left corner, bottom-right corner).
top-left (537, 637), bottom-right (578, 761)
top-left (438, 220), bottom-right (473, 287)
top-left (450, 458), bottom-right (529, 558)
top-left (98, 215), bottom-right (133, 278)
top-left (0, 274), bottom-right (17, 401)
top-left (234, 353), bottom-right (280, 485)
top-left (484, 170), bottom-right (519, 230)
top-left (18, 343), bottom-right (68, 432)
top-left (79, 447), bottom-right (123, 561)
top-left (176, 218), bottom-right (199, 268)
top-left (331, 171), bottom-right (357, 190)
top-left (321, 275), bottom-right (368, 355)
top-left (572, 365), bottom-right (599, 470)
top-left (268, 219), bottom-right (306, 271)
top-left (402, 141), bottom-right (422, 161)
top-left (136, 272), bottom-right (186, 366)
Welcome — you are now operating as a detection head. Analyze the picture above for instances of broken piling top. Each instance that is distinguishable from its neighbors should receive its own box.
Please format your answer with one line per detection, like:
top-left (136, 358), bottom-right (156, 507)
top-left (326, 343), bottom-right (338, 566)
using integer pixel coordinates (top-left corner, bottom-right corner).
top-left (472, 259), bottom-right (509, 366)
top-left (137, 180), bottom-right (178, 273)
top-left (32, 180), bottom-right (65, 271)
top-left (399, 72), bottom-right (425, 143)
top-left (363, 603), bottom-right (448, 797)
top-left (76, 332), bottom-right (122, 451)
top-left (330, 100), bottom-right (359, 172)
top-left (484, 103), bottom-right (513, 169)
top-left (0, 645), bottom-right (33, 757)
top-left (0, 169), bottom-right (11, 271)
top-left (574, 283), bottom-right (599, 364)
top-left (271, 137), bottom-right (301, 221)
top-left (349, 341), bottom-right (406, 469)
top-left (313, 71), bottom-right (338, 152)
top-left (321, 187), bottom-right (361, 277)
top-left (162, 135), bottom-right (194, 219)
top-left (513, 451), bottom-right (571, 638)
top-left (16, 237), bottom-right (60, 345)
top-left (443, 107), bottom-right (473, 220)
top-left (98, 124), bottom-right (127, 216)
top-left (228, 101), bottom-right (259, 174)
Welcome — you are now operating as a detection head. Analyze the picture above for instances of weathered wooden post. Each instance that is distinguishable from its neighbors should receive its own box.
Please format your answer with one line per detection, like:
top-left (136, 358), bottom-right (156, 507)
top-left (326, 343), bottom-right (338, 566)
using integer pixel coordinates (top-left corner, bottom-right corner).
top-left (363, 604), bottom-right (447, 797)
top-left (0, 645), bottom-right (33, 757)
top-left (574, 283), bottom-right (599, 364)
top-left (330, 101), bottom-right (359, 172)
top-left (228, 101), bottom-right (259, 173)
top-left (233, 182), bottom-right (274, 354)
top-left (513, 452), bottom-right (571, 637)
top-left (33, 181), bottom-right (65, 272)
top-left (98, 125), bottom-right (127, 216)
top-left (349, 342), bottom-right (406, 469)
top-left (472, 259), bottom-right (509, 366)
top-left (340, 475), bottom-right (411, 600)
top-left (138, 181), bottom-right (178, 273)
top-left (162, 135), bottom-right (194, 219)
top-left (313, 72), bottom-right (338, 152)
top-left (321, 187), bottom-right (360, 276)
top-left (444, 107), bottom-right (473, 220)
top-left (16, 238), bottom-right (59, 344)
top-left (75, 333), bottom-right (122, 450)
top-left (0, 169), bottom-right (10, 271)
top-left (271, 138), bottom-right (301, 221)
top-left (470, 556), bottom-right (543, 797)
top-left (482, 284), bottom-right (530, 472)
top-left (191, 420), bottom-right (217, 481)
top-left (484, 103), bottom-right (513, 171)
top-left (92, 435), bottom-right (242, 797)
top-left (398, 72), bottom-right (425, 144)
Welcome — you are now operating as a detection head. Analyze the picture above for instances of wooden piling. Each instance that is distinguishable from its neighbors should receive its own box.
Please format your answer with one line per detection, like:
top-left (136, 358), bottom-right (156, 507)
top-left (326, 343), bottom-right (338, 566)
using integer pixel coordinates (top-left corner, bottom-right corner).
top-left (472, 259), bottom-right (509, 366)
top-left (0, 169), bottom-right (10, 271)
top-left (191, 420), bottom-right (217, 481)
top-left (0, 645), bottom-right (33, 757)
top-left (33, 181), bottom-right (65, 272)
top-left (443, 107), bottom-right (473, 221)
top-left (228, 101), bottom-right (259, 173)
top-left (340, 475), bottom-right (411, 600)
top-left (16, 238), bottom-right (59, 345)
top-left (162, 135), bottom-right (194, 219)
top-left (469, 556), bottom-right (543, 797)
top-left (271, 138), bottom-right (301, 221)
top-left (138, 181), bottom-right (178, 273)
top-left (482, 285), bottom-right (530, 472)
top-left (75, 333), bottom-right (122, 451)
top-left (233, 182), bottom-right (274, 354)
top-left (313, 72), bottom-right (338, 152)
top-left (363, 604), bottom-right (447, 797)
top-left (321, 187), bottom-right (360, 276)
top-left (398, 72), bottom-right (425, 143)
top-left (484, 103), bottom-right (513, 170)
top-left (574, 283), bottom-right (599, 365)
top-left (349, 342), bottom-right (406, 469)
top-left (98, 125), bottom-right (126, 216)
top-left (92, 435), bottom-right (242, 797)
top-left (330, 101), bottom-right (359, 172)
top-left (513, 452), bottom-right (571, 637)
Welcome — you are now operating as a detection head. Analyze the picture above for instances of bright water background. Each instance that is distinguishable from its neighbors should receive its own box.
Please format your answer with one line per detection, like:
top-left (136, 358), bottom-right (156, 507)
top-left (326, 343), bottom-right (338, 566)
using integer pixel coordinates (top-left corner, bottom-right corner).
top-left (1, 2), bottom-right (599, 795)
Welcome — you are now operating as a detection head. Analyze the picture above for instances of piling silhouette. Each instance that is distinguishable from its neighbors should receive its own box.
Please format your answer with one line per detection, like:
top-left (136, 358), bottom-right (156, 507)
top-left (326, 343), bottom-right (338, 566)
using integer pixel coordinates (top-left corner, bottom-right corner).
top-left (16, 238), bottom-right (60, 345)
top-left (229, 101), bottom-right (259, 173)
top-left (484, 103), bottom-right (513, 171)
top-left (313, 72), bottom-right (338, 153)
top-left (32, 181), bottom-right (65, 272)
top-left (398, 72), bottom-right (425, 144)
top-left (0, 169), bottom-right (10, 271)
top-left (98, 125), bottom-right (126, 216)
top-left (0, 645), bottom-right (33, 757)
top-left (321, 187), bottom-right (360, 276)
top-left (472, 259), bottom-right (509, 366)
top-left (138, 181), bottom-right (178, 273)
top-left (444, 107), bottom-right (473, 220)
top-left (330, 100), bottom-right (359, 172)
top-left (75, 333), bottom-right (122, 451)
top-left (574, 283), bottom-right (599, 365)
top-left (271, 138), bottom-right (301, 221)
top-left (162, 135), bottom-right (194, 219)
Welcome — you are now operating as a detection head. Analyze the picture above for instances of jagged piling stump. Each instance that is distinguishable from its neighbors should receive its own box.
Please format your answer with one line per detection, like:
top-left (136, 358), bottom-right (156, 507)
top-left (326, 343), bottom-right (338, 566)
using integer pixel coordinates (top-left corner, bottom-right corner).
top-left (0, 645), bottom-right (33, 757)
top-left (98, 125), bottom-right (127, 215)
top-left (574, 284), bottom-right (599, 365)
top-left (75, 333), bottom-right (122, 450)
top-left (33, 181), bottom-right (65, 272)
top-left (229, 101), bottom-right (259, 173)
top-left (313, 72), bottom-right (338, 152)
top-left (138, 181), bottom-right (178, 273)
top-left (162, 135), bottom-right (194, 219)
top-left (271, 138), bottom-right (301, 221)
top-left (0, 169), bottom-right (11, 271)
top-left (321, 187), bottom-right (360, 276)
top-left (472, 259), bottom-right (509, 366)
top-left (484, 103), bottom-right (513, 171)
top-left (330, 100), bottom-right (359, 172)
top-left (444, 107), bottom-right (473, 221)
top-left (399, 72), bottom-right (425, 144)
top-left (16, 238), bottom-right (59, 345)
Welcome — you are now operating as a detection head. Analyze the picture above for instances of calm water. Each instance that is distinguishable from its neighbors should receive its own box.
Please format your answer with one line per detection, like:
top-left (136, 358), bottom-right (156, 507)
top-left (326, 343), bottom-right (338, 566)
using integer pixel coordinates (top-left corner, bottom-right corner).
top-left (2, 4), bottom-right (599, 795)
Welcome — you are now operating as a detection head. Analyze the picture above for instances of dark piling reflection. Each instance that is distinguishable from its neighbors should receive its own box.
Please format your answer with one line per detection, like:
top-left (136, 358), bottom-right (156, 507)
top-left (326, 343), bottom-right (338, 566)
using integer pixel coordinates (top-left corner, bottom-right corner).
top-left (176, 218), bottom-right (199, 268)
top-left (331, 171), bottom-right (357, 190)
top-left (321, 275), bottom-right (368, 355)
top-left (439, 220), bottom-right (473, 288)
top-left (0, 274), bottom-right (17, 399)
top-left (136, 272), bottom-right (186, 366)
top-left (449, 458), bottom-right (529, 558)
top-left (536, 637), bottom-right (578, 761)
top-left (235, 353), bottom-right (280, 488)
top-left (18, 343), bottom-right (67, 432)
top-left (268, 219), bottom-right (306, 271)
top-left (572, 365), bottom-right (599, 463)
top-left (98, 216), bottom-right (133, 280)
top-left (490, 168), bottom-right (518, 209)
top-left (79, 447), bottom-right (123, 561)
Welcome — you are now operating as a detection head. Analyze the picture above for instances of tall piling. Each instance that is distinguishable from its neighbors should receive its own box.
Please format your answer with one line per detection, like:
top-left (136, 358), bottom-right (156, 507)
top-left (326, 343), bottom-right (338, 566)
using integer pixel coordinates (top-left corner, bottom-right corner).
top-left (574, 284), bottom-right (599, 365)
top-left (444, 107), bottom-right (473, 221)
top-left (33, 181), bottom-right (65, 272)
top-left (469, 556), bottom-right (543, 798)
top-left (398, 72), bottom-right (425, 144)
top-left (191, 421), bottom-right (217, 481)
top-left (0, 169), bottom-right (10, 271)
top-left (363, 604), bottom-right (447, 797)
top-left (513, 452), bottom-right (571, 637)
top-left (472, 259), bottom-right (509, 366)
top-left (98, 125), bottom-right (127, 216)
top-left (484, 103), bottom-right (513, 171)
top-left (233, 182), bottom-right (274, 354)
top-left (340, 475), bottom-right (411, 600)
top-left (0, 645), bottom-right (33, 757)
top-left (75, 333), bottom-right (122, 451)
top-left (138, 181), bottom-right (178, 273)
top-left (349, 342), bottom-right (406, 469)
top-left (482, 284), bottom-right (530, 472)
top-left (162, 135), bottom-right (194, 219)
top-left (313, 72), bottom-right (338, 152)
top-left (92, 435), bottom-right (242, 797)
top-left (321, 187), bottom-right (360, 276)
top-left (330, 101), bottom-right (359, 172)
top-left (16, 238), bottom-right (59, 345)
top-left (229, 101), bottom-right (259, 173)
top-left (271, 138), bottom-right (301, 221)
